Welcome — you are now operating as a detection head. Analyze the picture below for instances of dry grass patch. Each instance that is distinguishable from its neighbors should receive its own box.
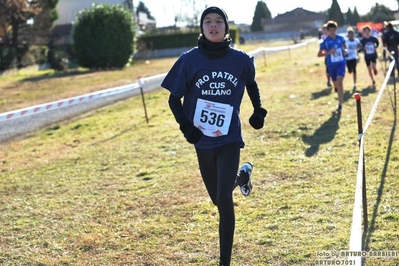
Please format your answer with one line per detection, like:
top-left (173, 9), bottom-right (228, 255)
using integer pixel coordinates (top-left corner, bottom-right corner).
top-left (0, 40), bottom-right (398, 265)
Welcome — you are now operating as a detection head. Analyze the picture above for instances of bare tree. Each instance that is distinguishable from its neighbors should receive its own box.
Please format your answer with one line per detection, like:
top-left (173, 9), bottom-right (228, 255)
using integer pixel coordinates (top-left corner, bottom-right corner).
top-left (175, 0), bottom-right (207, 29)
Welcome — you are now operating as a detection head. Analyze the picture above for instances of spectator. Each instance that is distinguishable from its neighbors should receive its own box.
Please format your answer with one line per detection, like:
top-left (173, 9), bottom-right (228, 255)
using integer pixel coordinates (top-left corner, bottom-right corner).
top-left (382, 22), bottom-right (399, 76)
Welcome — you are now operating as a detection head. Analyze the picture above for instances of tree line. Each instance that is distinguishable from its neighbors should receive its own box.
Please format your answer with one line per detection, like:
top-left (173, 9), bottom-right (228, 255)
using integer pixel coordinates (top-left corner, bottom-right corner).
top-left (250, 0), bottom-right (397, 32)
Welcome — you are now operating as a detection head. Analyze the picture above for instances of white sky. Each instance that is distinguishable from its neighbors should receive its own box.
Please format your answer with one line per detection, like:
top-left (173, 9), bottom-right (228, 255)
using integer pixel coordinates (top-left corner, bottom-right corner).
top-left (140, 0), bottom-right (398, 27)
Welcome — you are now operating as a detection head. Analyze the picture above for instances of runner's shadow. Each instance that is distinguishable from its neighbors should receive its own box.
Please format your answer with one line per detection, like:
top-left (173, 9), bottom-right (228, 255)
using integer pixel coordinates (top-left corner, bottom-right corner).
top-left (337, 89), bottom-right (357, 102)
top-left (387, 78), bottom-right (395, 85)
top-left (386, 76), bottom-right (398, 85)
top-left (301, 112), bottom-right (341, 157)
top-left (357, 85), bottom-right (377, 97)
top-left (311, 87), bottom-right (333, 100)
top-left (343, 90), bottom-right (355, 102)
top-left (312, 87), bottom-right (357, 102)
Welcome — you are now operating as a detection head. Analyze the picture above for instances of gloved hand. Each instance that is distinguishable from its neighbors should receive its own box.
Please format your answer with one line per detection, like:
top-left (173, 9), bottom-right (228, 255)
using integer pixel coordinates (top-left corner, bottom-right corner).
top-left (179, 122), bottom-right (203, 144)
top-left (249, 107), bottom-right (267, 129)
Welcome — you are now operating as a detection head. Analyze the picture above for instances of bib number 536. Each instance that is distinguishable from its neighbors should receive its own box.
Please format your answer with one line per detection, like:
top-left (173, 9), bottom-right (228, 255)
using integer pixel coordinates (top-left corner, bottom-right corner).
top-left (200, 110), bottom-right (225, 127)
top-left (193, 98), bottom-right (233, 137)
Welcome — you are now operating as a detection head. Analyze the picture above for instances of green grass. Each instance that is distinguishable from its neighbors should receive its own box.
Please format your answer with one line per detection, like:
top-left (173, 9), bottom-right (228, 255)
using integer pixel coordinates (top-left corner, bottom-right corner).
top-left (0, 42), bottom-right (398, 265)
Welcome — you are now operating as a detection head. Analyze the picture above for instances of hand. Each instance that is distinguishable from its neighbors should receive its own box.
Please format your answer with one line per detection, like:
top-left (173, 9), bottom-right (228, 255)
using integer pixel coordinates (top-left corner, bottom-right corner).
top-left (329, 47), bottom-right (336, 55)
top-left (179, 122), bottom-right (203, 144)
top-left (249, 107), bottom-right (267, 129)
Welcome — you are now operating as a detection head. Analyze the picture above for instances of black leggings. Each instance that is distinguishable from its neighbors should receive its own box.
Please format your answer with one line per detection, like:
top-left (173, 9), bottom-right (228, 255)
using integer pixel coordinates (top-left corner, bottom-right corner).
top-left (195, 143), bottom-right (240, 266)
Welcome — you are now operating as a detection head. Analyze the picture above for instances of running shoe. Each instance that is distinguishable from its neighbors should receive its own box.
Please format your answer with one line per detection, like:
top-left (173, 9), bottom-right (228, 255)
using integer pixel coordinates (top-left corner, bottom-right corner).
top-left (238, 162), bottom-right (253, 196)
top-left (336, 105), bottom-right (342, 113)
top-left (373, 68), bottom-right (378, 75)
top-left (327, 80), bottom-right (332, 87)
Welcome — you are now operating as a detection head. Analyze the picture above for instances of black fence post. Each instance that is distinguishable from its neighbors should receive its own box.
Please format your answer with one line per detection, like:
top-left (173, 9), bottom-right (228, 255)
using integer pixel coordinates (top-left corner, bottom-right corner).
top-left (354, 93), bottom-right (368, 234)
top-left (138, 76), bottom-right (149, 124)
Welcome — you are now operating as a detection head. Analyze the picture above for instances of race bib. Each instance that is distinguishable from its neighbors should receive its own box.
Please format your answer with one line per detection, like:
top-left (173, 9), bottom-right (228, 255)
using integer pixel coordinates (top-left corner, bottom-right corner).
top-left (365, 43), bottom-right (375, 54)
top-left (193, 98), bottom-right (233, 137)
top-left (347, 44), bottom-right (357, 59)
top-left (331, 48), bottom-right (344, 62)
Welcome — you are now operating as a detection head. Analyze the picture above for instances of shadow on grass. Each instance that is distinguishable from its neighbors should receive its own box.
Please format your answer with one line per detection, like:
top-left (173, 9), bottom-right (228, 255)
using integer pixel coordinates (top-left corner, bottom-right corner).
top-left (343, 85), bottom-right (377, 102)
top-left (90, 127), bottom-right (135, 146)
top-left (386, 75), bottom-right (398, 85)
top-left (21, 69), bottom-right (95, 83)
top-left (364, 82), bottom-right (397, 250)
top-left (357, 85), bottom-right (377, 97)
top-left (304, 84), bottom-right (378, 157)
top-left (311, 87), bottom-right (332, 100)
top-left (311, 84), bottom-right (377, 102)
top-left (301, 111), bottom-right (341, 157)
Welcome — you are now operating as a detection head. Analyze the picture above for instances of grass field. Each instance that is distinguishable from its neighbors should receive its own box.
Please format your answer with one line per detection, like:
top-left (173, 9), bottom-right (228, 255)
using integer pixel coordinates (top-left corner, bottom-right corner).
top-left (0, 40), bottom-right (398, 265)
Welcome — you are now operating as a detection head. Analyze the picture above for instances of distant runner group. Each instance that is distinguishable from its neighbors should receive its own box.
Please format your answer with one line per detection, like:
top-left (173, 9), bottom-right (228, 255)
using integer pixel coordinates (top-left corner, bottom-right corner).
top-left (317, 19), bottom-right (399, 113)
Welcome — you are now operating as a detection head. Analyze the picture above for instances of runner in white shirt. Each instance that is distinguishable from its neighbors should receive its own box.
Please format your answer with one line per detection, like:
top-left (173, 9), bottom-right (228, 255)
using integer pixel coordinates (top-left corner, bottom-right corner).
top-left (345, 27), bottom-right (362, 90)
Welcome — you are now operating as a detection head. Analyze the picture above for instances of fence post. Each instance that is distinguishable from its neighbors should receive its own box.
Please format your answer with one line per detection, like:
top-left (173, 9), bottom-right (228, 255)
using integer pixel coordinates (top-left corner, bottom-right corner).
top-left (0, 45), bottom-right (2, 71)
top-left (383, 49), bottom-right (387, 75)
top-left (263, 50), bottom-right (267, 67)
top-left (354, 93), bottom-right (368, 234)
top-left (394, 51), bottom-right (397, 103)
top-left (138, 76), bottom-right (149, 124)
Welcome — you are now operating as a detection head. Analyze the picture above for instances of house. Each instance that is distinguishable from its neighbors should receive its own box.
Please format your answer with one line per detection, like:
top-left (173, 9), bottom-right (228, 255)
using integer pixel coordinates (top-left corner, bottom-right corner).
top-left (137, 11), bottom-right (156, 31)
top-left (262, 7), bottom-right (327, 34)
top-left (55, 0), bottom-right (134, 25)
top-left (51, 0), bottom-right (136, 46)
top-left (50, 24), bottom-right (74, 46)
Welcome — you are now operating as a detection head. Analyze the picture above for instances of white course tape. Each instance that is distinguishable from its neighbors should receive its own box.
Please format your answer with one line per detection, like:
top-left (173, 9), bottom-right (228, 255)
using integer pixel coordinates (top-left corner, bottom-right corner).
top-left (0, 83), bottom-right (139, 121)
top-left (0, 73), bottom-right (167, 122)
top-left (362, 58), bottom-right (395, 135)
top-left (348, 136), bottom-right (365, 265)
top-left (248, 38), bottom-right (317, 57)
